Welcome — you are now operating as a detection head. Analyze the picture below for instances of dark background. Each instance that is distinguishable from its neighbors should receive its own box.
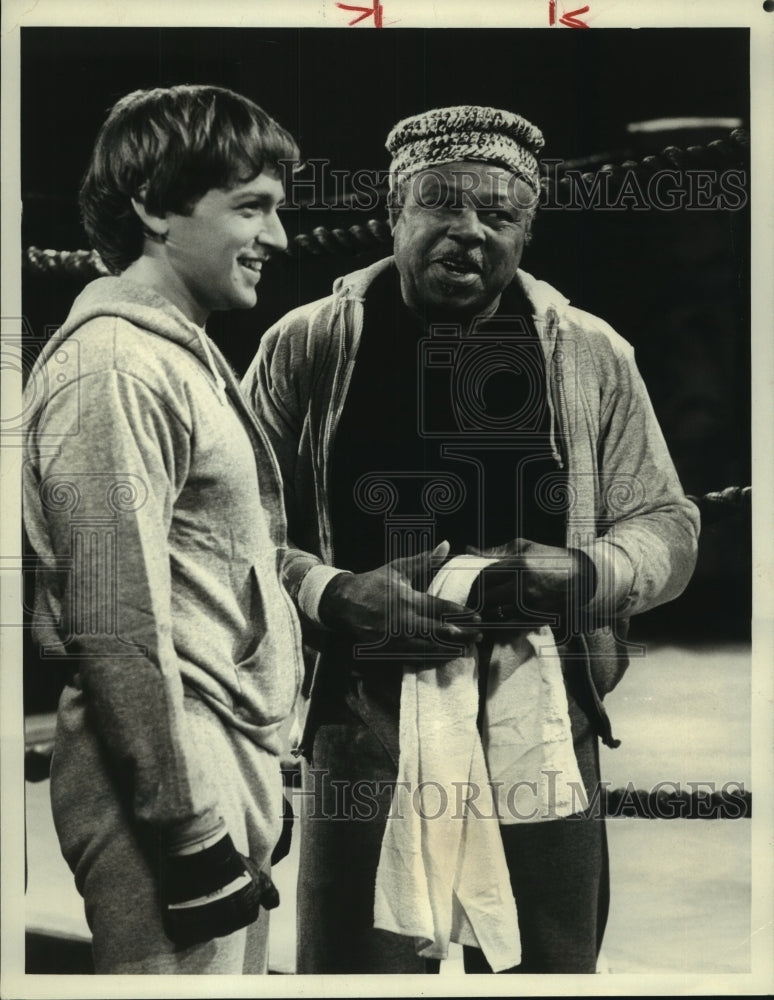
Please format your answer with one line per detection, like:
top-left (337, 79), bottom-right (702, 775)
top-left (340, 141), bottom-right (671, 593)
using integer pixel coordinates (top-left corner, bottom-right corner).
top-left (20, 27), bottom-right (751, 711)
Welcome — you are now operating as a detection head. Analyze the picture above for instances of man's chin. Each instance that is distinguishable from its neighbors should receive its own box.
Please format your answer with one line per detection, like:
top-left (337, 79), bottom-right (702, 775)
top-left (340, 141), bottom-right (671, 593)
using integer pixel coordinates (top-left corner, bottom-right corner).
top-left (232, 291), bottom-right (259, 311)
top-left (213, 294), bottom-right (258, 314)
top-left (423, 288), bottom-right (489, 316)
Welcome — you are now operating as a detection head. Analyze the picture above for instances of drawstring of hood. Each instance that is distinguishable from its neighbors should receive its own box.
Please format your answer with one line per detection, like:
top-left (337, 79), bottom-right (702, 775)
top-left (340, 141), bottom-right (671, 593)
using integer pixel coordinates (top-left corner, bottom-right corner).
top-left (193, 325), bottom-right (228, 405)
top-left (543, 308), bottom-right (564, 469)
top-left (534, 306), bottom-right (564, 469)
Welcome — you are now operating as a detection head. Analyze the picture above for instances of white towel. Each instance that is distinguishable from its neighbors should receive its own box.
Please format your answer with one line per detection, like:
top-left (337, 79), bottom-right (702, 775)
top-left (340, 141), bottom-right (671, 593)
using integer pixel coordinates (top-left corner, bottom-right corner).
top-left (373, 554), bottom-right (584, 971)
top-left (484, 626), bottom-right (585, 825)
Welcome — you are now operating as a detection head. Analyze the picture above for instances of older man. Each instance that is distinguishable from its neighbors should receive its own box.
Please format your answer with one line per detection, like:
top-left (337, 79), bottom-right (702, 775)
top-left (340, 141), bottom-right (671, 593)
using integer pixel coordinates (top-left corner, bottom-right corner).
top-left (243, 106), bottom-right (699, 974)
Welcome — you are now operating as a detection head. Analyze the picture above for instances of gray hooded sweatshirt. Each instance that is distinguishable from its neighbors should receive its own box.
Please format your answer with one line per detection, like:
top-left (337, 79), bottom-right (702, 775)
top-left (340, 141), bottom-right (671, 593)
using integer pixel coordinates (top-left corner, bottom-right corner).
top-left (23, 276), bottom-right (303, 849)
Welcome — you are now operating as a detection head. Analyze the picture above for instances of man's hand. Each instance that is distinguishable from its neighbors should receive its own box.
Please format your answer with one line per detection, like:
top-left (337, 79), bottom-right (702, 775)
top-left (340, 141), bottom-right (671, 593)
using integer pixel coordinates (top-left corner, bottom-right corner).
top-left (161, 832), bottom-right (274, 948)
top-left (468, 538), bottom-right (597, 622)
top-left (318, 542), bottom-right (483, 660)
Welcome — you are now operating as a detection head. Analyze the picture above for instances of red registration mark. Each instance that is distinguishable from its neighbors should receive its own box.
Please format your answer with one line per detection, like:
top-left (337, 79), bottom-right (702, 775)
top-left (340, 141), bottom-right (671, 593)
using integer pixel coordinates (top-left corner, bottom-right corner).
top-left (336, 1), bottom-right (384, 28)
top-left (549, 1), bottom-right (591, 28)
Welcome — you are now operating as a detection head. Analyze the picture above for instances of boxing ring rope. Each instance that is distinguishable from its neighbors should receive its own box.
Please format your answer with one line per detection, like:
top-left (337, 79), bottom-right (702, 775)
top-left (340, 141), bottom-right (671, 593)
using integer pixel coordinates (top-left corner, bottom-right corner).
top-left (23, 127), bottom-right (749, 272)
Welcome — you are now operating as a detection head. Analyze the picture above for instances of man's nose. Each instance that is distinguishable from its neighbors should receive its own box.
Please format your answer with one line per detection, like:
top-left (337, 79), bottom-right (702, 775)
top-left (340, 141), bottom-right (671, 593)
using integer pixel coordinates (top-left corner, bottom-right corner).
top-left (446, 207), bottom-right (485, 244)
top-left (257, 210), bottom-right (288, 254)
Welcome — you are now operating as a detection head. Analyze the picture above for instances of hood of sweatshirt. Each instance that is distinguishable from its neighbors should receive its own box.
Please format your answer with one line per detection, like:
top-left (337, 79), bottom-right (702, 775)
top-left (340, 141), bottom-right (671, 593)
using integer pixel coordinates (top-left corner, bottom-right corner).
top-left (29, 275), bottom-right (228, 411)
top-left (25, 272), bottom-right (297, 548)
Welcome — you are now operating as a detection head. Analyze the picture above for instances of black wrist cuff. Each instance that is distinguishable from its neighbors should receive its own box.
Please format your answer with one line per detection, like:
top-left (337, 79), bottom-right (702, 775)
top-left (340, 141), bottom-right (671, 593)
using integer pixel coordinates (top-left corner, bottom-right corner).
top-left (162, 880), bottom-right (263, 947)
top-left (163, 833), bottom-right (247, 905)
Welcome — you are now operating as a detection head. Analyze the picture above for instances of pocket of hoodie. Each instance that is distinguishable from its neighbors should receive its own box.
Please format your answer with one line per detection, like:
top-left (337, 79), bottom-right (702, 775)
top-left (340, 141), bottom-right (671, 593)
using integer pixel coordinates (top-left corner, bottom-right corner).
top-left (232, 562), bottom-right (301, 724)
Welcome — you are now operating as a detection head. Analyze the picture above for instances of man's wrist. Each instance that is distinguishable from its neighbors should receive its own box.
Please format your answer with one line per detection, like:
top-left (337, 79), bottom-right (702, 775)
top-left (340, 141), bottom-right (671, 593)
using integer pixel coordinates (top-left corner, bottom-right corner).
top-left (568, 547), bottom-right (598, 608)
top-left (298, 565), bottom-right (353, 626)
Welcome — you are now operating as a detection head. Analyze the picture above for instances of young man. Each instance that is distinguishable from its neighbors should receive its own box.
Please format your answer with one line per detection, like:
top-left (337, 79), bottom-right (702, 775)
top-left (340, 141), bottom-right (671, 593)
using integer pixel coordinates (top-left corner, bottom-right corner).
top-left (244, 105), bottom-right (699, 973)
top-left (22, 85), bottom-right (304, 974)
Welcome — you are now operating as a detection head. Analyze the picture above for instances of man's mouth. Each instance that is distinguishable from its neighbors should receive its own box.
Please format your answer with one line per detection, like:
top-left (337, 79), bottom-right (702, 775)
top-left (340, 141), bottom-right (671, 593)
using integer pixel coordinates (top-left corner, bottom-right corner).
top-left (432, 257), bottom-right (483, 281)
top-left (238, 256), bottom-right (263, 274)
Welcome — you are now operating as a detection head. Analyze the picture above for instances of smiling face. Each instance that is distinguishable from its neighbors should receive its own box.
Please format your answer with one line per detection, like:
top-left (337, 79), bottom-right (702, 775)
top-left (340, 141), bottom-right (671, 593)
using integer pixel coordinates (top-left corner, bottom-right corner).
top-left (391, 161), bottom-right (536, 321)
top-left (134, 169), bottom-right (288, 326)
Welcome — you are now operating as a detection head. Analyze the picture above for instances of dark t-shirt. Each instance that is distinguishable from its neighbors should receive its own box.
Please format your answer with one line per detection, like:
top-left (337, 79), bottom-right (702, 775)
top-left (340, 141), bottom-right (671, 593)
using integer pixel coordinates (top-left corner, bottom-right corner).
top-left (330, 262), bottom-right (565, 575)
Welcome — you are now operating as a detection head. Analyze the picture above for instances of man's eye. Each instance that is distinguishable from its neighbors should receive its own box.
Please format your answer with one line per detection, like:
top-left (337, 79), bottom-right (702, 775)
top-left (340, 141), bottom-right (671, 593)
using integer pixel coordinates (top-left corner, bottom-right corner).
top-left (480, 210), bottom-right (512, 223)
top-left (239, 200), bottom-right (275, 214)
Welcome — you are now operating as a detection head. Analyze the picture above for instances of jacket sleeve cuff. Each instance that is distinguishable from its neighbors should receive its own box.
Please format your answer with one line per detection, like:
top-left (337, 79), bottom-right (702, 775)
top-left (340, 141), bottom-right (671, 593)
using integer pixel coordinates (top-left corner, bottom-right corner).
top-left (163, 814), bottom-right (227, 854)
top-left (574, 537), bottom-right (636, 619)
top-left (297, 565), bottom-right (353, 626)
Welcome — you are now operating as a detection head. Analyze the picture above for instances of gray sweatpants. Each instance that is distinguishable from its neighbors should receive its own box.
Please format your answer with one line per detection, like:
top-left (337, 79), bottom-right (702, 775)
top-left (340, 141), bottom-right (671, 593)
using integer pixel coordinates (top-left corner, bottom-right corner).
top-left (50, 685), bottom-right (282, 974)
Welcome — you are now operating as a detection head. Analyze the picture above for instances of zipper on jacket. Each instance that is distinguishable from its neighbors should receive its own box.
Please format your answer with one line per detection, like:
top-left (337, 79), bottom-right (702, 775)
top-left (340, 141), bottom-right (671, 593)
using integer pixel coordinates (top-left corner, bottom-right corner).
top-left (319, 299), bottom-right (360, 563)
top-left (578, 635), bottom-right (621, 749)
top-left (546, 309), bottom-right (620, 748)
top-left (297, 295), bottom-right (368, 762)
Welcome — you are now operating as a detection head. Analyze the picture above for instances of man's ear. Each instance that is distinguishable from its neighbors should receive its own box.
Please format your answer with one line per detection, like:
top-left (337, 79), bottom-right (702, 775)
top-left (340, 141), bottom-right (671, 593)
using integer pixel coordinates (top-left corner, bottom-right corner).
top-left (520, 207), bottom-right (536, 247)
top-left (386, 186), bottom-right (403, 234)
top-left (524, 210), bottom-right (536, 246)
top-left (131, 185), bottom-right (169, 240)
top-left (387, 207), bottom-right (401, 235)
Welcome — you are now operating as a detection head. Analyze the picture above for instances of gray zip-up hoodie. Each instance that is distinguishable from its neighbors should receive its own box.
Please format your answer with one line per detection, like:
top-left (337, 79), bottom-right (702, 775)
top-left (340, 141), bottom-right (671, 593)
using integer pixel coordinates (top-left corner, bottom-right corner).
top-left (23, 276), bottom-right (303, 847)
top-left (243, 257), bottom-right (699, 752)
